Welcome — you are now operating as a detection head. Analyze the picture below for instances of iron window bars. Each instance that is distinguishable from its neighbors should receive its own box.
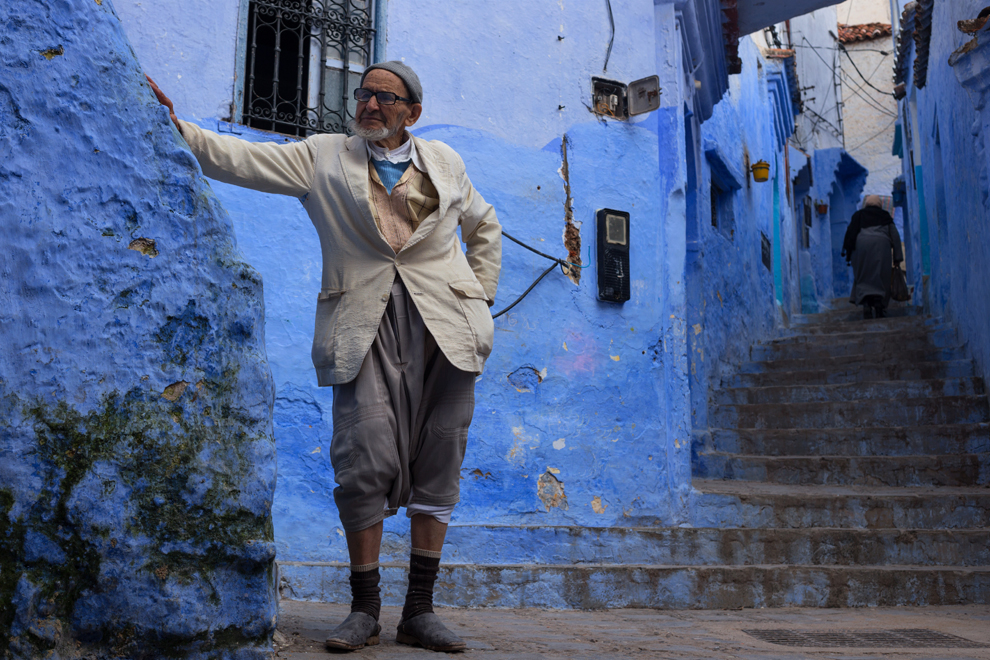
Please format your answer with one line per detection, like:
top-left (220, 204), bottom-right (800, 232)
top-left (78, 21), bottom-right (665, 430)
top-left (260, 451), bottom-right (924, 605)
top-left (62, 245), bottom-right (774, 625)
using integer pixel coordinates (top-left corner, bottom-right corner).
top-left (243, 0), bottom-right (375, 136)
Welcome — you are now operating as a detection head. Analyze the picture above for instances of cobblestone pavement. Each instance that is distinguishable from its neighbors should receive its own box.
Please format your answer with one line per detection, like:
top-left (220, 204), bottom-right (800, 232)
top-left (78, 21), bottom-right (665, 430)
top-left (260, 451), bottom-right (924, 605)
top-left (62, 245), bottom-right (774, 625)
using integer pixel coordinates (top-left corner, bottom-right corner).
top-left (276, 601), bottom-right (990, 659)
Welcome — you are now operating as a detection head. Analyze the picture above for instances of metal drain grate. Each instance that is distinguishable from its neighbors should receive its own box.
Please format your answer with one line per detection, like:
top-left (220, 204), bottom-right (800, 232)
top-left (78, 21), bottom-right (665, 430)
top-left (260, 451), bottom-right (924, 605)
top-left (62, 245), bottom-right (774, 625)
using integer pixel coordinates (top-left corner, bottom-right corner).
top-left (743, 629), bottom-right (989, 648)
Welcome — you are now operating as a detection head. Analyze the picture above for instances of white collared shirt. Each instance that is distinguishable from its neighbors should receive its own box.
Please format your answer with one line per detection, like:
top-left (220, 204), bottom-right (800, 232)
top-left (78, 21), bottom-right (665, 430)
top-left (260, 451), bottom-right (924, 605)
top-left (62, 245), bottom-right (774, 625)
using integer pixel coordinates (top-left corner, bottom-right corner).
top-left (366, 133), bottom-right (427, 172)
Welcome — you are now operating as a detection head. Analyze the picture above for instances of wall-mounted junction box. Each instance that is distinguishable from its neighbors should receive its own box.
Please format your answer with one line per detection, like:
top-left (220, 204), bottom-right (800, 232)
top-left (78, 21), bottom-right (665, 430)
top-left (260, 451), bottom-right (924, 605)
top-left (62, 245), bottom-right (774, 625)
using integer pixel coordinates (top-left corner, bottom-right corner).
top-left (592, 75), bottom-right (661, 119)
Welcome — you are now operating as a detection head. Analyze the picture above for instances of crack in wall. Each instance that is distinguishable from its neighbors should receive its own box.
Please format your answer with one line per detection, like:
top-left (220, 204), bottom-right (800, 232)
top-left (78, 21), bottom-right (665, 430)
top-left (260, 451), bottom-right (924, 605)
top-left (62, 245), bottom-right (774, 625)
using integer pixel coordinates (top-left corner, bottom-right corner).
top-left (560, 135), bottom-right (582, 284)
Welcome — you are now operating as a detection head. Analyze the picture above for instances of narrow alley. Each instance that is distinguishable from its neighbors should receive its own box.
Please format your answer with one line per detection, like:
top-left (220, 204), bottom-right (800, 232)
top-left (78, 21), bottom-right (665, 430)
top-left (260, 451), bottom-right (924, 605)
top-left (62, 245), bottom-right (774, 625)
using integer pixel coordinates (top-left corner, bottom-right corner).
top-left (2, 0), bottom-right (989, 658)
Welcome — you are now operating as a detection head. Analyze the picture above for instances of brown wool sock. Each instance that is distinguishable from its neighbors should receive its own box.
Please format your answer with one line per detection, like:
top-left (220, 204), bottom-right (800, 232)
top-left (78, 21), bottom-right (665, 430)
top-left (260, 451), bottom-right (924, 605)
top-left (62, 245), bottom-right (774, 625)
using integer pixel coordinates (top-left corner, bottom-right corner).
top-left (401, 548), bottom-right (442, 622)
top-left (349, 562), bottom-right (381, 620)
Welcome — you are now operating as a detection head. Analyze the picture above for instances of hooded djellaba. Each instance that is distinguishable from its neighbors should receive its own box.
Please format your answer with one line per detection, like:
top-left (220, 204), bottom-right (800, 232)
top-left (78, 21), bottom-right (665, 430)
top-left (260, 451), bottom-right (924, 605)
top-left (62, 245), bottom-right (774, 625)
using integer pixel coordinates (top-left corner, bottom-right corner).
top-left (842, 195), bottom-right (904, 319)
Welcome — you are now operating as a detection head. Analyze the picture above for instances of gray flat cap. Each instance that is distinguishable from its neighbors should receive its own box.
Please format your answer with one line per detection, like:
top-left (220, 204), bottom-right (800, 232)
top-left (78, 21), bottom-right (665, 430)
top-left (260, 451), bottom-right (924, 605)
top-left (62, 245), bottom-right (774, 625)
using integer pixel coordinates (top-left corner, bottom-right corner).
top-left (361, 61), bottom-right (423, 104)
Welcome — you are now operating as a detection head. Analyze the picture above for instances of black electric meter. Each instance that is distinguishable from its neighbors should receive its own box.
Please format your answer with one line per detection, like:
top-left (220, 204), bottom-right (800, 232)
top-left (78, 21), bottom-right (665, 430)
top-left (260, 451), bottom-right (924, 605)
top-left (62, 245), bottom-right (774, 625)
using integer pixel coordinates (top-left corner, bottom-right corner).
top-left (596, 208), bottom-right (630, 303)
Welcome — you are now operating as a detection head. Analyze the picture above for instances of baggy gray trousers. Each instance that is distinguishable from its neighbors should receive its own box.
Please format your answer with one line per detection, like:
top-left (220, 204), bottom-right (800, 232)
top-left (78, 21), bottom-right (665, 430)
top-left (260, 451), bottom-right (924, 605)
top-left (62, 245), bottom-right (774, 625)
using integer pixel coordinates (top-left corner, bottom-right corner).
top-left (330, 276), bottom-right (476, 532)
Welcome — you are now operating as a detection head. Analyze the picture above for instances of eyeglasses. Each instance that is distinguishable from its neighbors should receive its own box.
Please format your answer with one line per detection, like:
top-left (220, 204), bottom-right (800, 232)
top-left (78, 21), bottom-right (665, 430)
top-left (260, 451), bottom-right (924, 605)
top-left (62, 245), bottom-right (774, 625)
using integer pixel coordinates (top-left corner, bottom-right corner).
top-left (353, 88), bottom-right (413, 105)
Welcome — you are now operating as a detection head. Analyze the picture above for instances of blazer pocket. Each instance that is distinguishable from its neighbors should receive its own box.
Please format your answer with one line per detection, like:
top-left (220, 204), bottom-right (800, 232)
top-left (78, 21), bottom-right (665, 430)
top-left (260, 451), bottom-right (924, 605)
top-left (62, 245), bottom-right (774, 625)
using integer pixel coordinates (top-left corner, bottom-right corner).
top-left (448, 281), bottom-right (494, 358)
top-left (448, 279), bottom-right (488, 300)
top-left (311, 289), bottom-right (345, 368)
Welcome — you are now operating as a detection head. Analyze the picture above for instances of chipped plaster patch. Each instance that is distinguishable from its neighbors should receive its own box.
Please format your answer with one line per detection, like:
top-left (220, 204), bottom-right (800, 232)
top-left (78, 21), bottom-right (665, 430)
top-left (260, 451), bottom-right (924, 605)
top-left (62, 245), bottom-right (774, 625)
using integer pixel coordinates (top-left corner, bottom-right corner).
top-left (161, 380), bottom-right (189, 401)
top-left (537, 470), bottom-right (567, 511)
top-left (41, 45), bottom-right (65, 60)
top-left (591, 496), bottom-right (608, 514)
top-left (552, 438), bottom-right (566, 450)
top-left (507, 427), bottom-right (539, 462)
top-left (128, 237), bottom-right (159, 257)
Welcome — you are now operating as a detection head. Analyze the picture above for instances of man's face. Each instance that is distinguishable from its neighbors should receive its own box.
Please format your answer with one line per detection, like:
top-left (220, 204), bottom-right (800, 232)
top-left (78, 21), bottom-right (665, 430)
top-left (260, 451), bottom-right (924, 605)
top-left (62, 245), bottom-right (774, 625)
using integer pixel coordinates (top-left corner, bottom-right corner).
top-left (354, 70), bottom-right (421, 138)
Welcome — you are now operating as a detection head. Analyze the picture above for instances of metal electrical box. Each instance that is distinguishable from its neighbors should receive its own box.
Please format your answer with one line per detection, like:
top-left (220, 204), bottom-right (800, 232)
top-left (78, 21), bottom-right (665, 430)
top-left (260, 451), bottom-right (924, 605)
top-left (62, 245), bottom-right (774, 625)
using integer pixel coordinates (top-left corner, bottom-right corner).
top-left (591, 75), bottom-right (661, 119)
top-left (596, 209), bottom-right (630, 303)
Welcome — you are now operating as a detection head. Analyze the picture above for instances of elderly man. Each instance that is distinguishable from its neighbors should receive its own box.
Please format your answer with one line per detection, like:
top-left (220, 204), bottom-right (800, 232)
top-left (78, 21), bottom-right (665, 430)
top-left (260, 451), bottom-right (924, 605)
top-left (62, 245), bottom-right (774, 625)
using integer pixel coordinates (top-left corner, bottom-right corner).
top-left (149, 61), bottom-right (501, 653)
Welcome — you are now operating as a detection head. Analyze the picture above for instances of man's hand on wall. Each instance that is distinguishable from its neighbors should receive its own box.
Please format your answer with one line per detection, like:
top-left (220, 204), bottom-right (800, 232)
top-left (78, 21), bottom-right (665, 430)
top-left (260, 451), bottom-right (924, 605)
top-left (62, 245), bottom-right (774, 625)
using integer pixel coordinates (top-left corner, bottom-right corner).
top-left (146, 75), bottom-right (181, 133)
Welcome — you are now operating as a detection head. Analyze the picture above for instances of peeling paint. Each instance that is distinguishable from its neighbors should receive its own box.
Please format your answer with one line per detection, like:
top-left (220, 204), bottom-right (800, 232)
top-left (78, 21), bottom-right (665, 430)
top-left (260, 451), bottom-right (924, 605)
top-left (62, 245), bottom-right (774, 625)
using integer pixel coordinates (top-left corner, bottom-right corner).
top-left (128, 237), bottom-right (159, 257)
top-left (161, 380), bottom-right (189, 402)
top-left (537, 470), bottom-right (568, 511)
top-left (41, 45), bottom-right (64, 60)
top-left (559, 134), bottom-right (582, 284)
top-left (591, 496), bottom-right (608, 514)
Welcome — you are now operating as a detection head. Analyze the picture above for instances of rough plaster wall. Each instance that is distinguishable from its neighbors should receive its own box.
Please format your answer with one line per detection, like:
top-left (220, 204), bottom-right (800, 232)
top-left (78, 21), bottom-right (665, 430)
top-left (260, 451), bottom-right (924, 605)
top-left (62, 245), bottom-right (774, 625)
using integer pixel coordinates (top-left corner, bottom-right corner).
top-left (385, 0), bottom-right (658, 150)
top-left (0, 1), bottom-right (276, 658)
top-left (903, 0), bottom-right (990, 387)
top-left (385, 0), bottom-right (680, 535)
top-left (113, 0), bottom-right (242, 121)
top-left (119, 0), bottom-right (690, 581)
top-left (788, 10), bottom-right (846, 152)
top-left (688, 39), bottom-right (789, 440)
top-left (841, 41), bottom-right (900, 196)
top-left (835, 0), bottom-right (891, 24)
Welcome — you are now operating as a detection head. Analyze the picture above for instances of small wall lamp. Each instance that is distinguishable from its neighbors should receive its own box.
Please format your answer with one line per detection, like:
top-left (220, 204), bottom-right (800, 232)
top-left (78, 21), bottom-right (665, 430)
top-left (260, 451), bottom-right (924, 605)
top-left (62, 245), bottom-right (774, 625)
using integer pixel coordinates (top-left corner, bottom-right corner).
top-left (750, 160), bottom-right (770, 183)
top-left (815, 200), bottom-right (829, 215)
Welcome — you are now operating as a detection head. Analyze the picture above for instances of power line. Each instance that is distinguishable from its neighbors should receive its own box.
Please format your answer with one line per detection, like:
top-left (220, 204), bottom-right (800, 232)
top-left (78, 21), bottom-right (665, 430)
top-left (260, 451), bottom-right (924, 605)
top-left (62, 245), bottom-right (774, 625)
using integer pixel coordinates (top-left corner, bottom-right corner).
top-left (791, 43), bottom-right (891, 55)
top-left (492, 230), bottom-right (588, 319)
top-left (841, 71), bottom-right (898, 117)
top-left (603, 0), bottom-right (615, 71)
top-left (798, 36), bottom-right (844, 142)
top-left (837, 41), bottom-right (895, 97)
top-left (846, 115), bottom-right (898, 151)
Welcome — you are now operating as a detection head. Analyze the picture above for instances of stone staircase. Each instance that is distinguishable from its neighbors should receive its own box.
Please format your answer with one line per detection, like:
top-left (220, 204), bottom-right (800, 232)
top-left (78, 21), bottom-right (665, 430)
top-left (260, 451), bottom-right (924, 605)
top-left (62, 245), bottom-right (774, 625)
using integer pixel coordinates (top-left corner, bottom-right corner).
top-left (691, 302), bottom-right (990, 606)
top-left (279, 303), bottom-right (990, 609)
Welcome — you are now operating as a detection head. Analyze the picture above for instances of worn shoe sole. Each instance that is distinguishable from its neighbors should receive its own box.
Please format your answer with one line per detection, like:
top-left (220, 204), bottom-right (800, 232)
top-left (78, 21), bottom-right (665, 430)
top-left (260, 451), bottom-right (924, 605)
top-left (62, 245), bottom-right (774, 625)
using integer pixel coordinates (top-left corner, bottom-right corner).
top-left (325, 634), bottom-right (380, 651)
top-left (396, 630), bottom-right (466, 652)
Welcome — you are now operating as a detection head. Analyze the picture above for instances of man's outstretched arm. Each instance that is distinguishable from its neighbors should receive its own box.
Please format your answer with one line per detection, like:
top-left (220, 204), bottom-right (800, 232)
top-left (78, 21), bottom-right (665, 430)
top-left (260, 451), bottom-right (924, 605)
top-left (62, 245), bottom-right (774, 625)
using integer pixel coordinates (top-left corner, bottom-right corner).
top-left (147, 75), bottom-right (317, 198)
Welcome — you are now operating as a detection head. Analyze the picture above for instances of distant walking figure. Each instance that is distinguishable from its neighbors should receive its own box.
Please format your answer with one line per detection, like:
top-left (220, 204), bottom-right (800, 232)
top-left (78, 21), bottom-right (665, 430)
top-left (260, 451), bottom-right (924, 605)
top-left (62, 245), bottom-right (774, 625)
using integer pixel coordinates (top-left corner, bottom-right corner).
top-left (842, 195), bottom-right (903, 319)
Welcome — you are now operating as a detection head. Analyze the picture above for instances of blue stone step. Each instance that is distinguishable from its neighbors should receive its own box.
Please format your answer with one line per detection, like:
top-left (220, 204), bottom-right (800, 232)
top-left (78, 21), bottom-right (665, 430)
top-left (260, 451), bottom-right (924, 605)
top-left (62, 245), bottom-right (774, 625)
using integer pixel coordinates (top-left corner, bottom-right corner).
top-left (792, 306), bottom-right (924, 325)
top-left (277, 562), bottom-right (990, 609)
top-left (751, 327), bottom-right (960, 361)
top-left (442, 525), bottom-right (990, 567)
top-left (736, 347), bottom-right (969, 375)
top-left (710, 396), bottom-right (990, 429)
top-left (694, 452), bottom-right (990, 487)
top-left (704, 424), bottom-right (990, 457)
top-left (715, 377), bottom-right (985, 405)
top-left (725, 359), bottom-right (976, 387)
top-left (779, 314), bottom-right (939, 337)
top-left (691, 480), bottom-right (990, 529)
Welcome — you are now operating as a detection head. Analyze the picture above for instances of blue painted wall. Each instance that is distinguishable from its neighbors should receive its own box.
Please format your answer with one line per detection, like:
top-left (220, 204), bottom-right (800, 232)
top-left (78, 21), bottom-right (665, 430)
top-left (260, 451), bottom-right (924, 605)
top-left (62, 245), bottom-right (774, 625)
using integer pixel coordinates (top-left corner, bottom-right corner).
top-left (687, 41), bottom-right (788, 437)
top-left (111, 0), bottom-right (870, 607)
top-left (0, 1), bottom-right (276, 657)
top-left (897, 1), bottom-right (990, 388)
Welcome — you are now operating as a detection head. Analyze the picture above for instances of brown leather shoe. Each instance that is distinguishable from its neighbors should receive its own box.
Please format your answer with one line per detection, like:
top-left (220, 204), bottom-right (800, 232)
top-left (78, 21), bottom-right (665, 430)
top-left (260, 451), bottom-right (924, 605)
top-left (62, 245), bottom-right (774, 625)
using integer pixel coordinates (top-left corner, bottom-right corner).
top-left (396, 612), bottom-right (467, 652)
top-left (325, 612), bottom-right (381, 651)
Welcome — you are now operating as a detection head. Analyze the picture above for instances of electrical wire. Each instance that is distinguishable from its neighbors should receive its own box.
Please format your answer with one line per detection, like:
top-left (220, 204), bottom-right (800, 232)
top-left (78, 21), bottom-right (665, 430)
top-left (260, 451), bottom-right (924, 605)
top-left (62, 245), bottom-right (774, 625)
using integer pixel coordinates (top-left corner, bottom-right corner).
top-left (491, 262), bottom-right (559, 319)
top-left (603, 0), bottom-right (615, 72)
top-left (799, 36), bottom-right (844, 140)
top-left (837, 42), bottom-right (895, 98)
top-left (491, 230), bottom-right (589, 319)
top-left (842, 75), bottom-right (898, 118)
top-left (846, 115), bottom-right (898, 151)
top-left (791, 44), bottom-right (891, 55)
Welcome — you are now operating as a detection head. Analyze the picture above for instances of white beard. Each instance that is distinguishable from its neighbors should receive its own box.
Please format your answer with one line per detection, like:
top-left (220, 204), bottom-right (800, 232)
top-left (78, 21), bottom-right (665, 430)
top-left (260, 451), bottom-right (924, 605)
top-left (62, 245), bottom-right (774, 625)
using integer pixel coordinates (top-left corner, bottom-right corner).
top-left (348, 118), bottom-right (402, 142)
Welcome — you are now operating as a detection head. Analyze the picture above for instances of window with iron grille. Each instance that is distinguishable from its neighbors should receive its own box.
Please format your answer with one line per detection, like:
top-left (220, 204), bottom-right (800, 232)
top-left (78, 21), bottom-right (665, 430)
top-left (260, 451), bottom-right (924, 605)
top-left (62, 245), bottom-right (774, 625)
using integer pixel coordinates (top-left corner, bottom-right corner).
top-left (242, 0), bottom-right (376, 137)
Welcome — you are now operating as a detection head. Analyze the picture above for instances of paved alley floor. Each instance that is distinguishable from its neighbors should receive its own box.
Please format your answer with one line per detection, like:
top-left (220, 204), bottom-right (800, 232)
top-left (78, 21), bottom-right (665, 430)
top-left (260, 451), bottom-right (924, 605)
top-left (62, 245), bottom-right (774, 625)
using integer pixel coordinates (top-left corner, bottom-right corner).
top-left (276, 601), bottom-right (990, 659)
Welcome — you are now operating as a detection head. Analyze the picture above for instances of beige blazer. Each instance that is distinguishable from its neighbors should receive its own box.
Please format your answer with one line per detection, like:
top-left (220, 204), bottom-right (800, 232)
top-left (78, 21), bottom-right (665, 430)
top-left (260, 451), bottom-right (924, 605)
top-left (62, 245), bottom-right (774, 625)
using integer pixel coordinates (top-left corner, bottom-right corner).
top-left (178, 120), bottom-right (501, 385)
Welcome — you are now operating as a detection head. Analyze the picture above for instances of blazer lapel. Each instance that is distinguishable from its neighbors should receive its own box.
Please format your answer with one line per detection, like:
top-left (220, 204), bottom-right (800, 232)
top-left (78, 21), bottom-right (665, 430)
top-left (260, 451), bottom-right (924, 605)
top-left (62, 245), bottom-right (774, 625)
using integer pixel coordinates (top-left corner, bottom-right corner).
top-left (338, 136), bottom-right (385, 245)
top-left (400, 135), bottom-right (451, 252)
